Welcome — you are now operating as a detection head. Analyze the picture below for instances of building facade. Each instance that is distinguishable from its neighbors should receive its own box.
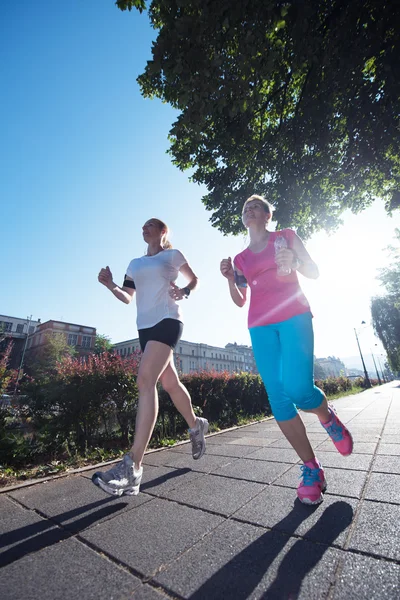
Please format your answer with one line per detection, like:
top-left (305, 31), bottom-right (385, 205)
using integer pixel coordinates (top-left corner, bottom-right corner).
top-left (113, 338), bottom-right (258, 375)
top-left (25, 320), bottom-right (97, 360)
top-left (0, 314), bottom-right (41, 369)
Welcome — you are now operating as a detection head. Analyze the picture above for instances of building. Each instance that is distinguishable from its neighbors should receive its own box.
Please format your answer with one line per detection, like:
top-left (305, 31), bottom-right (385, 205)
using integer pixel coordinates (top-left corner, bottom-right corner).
top-left (25, 320), bottom-right (97, 360)
top-left (0, 314), bottom-right (41, 369)
top-left (316, 356), bottom-right (346, 378)
top-left (113, 338), bottom-right (258, 375)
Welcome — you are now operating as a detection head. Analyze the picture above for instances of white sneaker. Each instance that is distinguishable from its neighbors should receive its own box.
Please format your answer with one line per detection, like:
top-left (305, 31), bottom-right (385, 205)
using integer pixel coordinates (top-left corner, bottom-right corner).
top-left (91, 454), bottom-right (143, 496)
top-left (189, 417), bottom-right (209, 460)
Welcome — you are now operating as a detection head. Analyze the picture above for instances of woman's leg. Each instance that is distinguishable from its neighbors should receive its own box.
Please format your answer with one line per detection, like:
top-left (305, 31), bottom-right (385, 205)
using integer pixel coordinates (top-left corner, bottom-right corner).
top-left (279, 313), bottom-right (352, 456)
top-left (250, 324), bottom-right (315, 462)
top-left (159, 360), bottom-right (209, 459)
top-left (159, 360), bottom-right (196, 428)
top-left (129, 341), bottom-right (172, 469)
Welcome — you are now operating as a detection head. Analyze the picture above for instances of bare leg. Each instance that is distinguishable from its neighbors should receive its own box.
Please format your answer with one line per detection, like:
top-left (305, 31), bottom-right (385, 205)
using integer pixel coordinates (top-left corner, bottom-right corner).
top-left (301, 392), bottom-right (331, 422)
top-left (159, 360), bottom-right (197, 429)
top-left (129, 341), bottom-right (172, 469)
top-left (277, 414), bottom-right (316, 463)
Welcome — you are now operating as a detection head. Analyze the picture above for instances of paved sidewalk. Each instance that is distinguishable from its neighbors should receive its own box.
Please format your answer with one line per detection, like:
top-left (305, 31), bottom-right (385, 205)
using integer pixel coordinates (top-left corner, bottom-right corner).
top-left (1, 383), bottom-right (400, 599)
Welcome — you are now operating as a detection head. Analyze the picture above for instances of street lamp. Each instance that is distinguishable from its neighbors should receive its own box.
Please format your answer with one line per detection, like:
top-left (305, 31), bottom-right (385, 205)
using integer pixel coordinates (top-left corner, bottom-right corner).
top-left (354, 321), bottom-right (371, 388)
top-left (375, 345), bottom-right (386, 383)
top-left (13, 315), bottom-right (32, 396)
top-left (370, 349), bottom-right (382, 385)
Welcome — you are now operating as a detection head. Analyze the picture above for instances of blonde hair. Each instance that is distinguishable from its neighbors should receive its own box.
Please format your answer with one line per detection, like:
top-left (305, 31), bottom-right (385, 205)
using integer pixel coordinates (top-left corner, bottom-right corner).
top-left (151, 218), bottom-right (172, 249)
top-left (243, 194), bottom-right (274, 218)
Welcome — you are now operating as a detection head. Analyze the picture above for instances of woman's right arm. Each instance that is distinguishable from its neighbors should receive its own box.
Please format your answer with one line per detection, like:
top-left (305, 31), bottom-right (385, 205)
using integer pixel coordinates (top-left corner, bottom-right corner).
top-left (98, 266), bottom-right (135, 305)
top-left (220, 258), bottom-right (247, 307)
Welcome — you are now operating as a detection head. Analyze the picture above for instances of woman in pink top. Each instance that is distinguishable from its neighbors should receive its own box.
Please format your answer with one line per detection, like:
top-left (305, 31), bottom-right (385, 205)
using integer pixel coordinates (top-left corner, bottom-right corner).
top-left (220, 195), bottom-right (353, 505)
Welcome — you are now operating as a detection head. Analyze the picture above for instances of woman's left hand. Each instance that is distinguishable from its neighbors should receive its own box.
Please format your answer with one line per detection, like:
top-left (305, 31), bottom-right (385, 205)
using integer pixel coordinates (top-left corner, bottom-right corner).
top-left (275, 248), bottom-right (295, 269)
top-left (169, 282), bottom-right (186, 301)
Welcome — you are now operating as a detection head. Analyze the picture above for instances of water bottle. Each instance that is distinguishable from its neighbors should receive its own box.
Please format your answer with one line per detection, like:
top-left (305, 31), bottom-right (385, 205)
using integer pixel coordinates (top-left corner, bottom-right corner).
top-left (274, 236), bottom-right (291, 276)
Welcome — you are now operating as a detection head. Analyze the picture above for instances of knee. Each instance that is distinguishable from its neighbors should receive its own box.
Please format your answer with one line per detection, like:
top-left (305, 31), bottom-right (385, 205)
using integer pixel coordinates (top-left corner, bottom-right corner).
top-left (137, 370), bottom-right (158, 393)
top-left (288, 385), bottom-right (324, 411)
top-left (160, 372), bottom-right (180, 396)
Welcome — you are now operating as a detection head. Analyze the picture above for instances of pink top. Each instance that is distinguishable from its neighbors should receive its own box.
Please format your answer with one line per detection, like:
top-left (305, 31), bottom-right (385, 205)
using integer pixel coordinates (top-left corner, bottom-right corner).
top-left (234, 229), bottom-right (311, 329)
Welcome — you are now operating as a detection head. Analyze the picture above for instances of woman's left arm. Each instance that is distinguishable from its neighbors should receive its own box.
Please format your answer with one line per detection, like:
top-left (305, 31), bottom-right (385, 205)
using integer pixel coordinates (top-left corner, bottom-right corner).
top-left (169, 262), bottom-right (199, 300)
top-left (291, 234), bottom-right (319, 279)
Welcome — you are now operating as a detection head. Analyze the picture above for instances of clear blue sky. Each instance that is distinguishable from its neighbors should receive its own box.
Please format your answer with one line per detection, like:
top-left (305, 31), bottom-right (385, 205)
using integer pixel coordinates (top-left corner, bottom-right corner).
top-left (2, 1), bottom-right (399, 370)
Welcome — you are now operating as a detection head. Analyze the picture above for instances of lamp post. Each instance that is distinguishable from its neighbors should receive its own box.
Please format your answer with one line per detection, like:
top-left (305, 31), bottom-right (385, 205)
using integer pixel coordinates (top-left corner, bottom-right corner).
top-left (354, 322), bottom-right (371, 388)
top-left (14, 315), bottom-right (32, 396)
top-left (375, 345), bottom-right (386, 383)
top-left (370, 349), bottom-right (382, 385)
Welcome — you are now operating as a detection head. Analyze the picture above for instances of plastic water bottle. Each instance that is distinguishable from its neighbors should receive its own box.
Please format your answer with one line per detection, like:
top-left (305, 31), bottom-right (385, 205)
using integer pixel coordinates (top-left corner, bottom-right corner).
top-left (274, 236), bottom-right (291, 276)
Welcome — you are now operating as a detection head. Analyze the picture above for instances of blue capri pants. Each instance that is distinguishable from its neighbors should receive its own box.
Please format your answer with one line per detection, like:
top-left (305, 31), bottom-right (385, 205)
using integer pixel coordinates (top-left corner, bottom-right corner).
top-left (249, 312), bottom-right (324, 421)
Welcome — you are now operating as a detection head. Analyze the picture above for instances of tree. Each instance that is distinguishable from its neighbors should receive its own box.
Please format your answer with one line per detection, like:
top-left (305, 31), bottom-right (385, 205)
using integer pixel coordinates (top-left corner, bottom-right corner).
top-left (25, 332), bottom-right (76, 379)
top-left (371, 228), bottom-right (400, 371)
top-left (94, 333), bottom-right (113, 355)
top-left (314, 360), bottom-right (326, 380)
top-left (117, 0), bottom-right (400, 238)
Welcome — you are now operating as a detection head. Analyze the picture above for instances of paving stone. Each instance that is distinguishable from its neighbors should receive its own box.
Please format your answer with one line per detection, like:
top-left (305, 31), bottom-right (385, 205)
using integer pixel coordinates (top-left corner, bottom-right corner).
top-left (317, 440), bottom-right (377, 454)
top-left (81, 497), bottom-right (224, 577)
top-left (226, 436), bottom-right (277, 447)
top-left (0, 494), bottom-right (22, 521)
top-left (332, 552), bottom-right (400, 599)
top-left (312, 451), bottom-right (373, 471)
top-left (212, 458), bottom-right (291, 484)
top-left (273, 466), bottom-right (368, 499)
top-left (380, 434), bottom-right (400, 444)
top-left (162, 474), bottom-right (266, 516)
top-left (9, 475), bottom-right (150, 533)
top-left (372, 455), bottom-right (400, 474)
top-left (348, 500), bottom-right (400, 560)
top-left (154, 519), bottom-right (341, 600)
top-left (132, 585), bottom-right (171, 599)
top-left (192, 443), bottom-right (262, 458)
top-left (378, 443), bottom-right (400, 456)
top-left (143, 450), bottom-right (236, 472)
top-left (234, 486), bottom-right (357, 547)
top-left (0, 537), bottom-right (141, 600)
top-left (364, 472), bottom-right (400, 504)
top-left (246, 447), bottom-right (300, 464)
top-left (0, 509), bottom-right (70, 568)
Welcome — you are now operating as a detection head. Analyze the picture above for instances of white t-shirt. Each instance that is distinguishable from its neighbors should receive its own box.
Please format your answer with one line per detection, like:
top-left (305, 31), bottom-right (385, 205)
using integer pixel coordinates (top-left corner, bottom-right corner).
top-left (126, 249), bottom-right (188, 330)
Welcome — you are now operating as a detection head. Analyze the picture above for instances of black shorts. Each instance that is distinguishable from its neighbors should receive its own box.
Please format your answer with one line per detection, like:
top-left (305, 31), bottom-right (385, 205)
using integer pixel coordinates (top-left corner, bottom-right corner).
top-left (138, 318), bottom-right (183, 352)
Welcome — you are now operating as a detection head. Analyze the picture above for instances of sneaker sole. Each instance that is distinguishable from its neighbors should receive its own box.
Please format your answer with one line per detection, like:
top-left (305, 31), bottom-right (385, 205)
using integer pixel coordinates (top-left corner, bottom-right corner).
top-left (298, 480), bottom-right (327, 505)
top-left (193, 419), bottom-right (209, 460)
top-left (92, 475), bottom-right (125, 497)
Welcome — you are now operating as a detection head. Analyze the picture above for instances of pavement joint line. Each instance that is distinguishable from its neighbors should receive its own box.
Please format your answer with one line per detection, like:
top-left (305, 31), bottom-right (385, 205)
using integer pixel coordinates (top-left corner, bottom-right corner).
top-left (326, 390), bottom-right (395, 600)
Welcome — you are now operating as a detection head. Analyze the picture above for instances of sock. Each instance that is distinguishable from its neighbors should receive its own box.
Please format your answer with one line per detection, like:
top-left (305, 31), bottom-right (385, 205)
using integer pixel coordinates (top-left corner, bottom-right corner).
top-left (188, 418), bottom-right (199, 432)
top-left (320, 408), bottom-right (333, 425)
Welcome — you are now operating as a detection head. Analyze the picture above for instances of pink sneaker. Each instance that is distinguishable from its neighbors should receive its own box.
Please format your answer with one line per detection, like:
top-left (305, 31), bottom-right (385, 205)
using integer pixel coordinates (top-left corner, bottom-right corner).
top-left (321, 405), bottom-right (353, 456)
top-left (297, 463), bottom-right (327, 505)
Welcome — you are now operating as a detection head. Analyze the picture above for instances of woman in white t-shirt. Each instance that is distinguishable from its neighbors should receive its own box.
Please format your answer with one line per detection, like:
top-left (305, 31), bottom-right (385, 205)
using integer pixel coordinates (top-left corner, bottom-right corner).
top-left (92, 218), bottom-right (209, 497)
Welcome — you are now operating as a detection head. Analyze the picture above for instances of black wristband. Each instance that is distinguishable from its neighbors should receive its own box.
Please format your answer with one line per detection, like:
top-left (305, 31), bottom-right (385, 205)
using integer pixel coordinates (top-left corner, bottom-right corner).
top-left (182, 287), bottom-right (191, 298)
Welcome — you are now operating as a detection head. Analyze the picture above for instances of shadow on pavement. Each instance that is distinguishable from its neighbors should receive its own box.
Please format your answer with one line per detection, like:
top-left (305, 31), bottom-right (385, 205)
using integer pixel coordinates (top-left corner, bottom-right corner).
top-left (189, 501), bottom-right (353, 600)
top-left (0, 497), bottom-right (127, 568)
top-left (141, 467), bottom-right (192, 492)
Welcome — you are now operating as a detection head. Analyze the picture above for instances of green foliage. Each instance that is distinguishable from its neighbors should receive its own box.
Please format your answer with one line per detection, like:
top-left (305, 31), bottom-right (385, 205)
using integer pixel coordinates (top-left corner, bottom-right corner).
top-left (25, 332), bottom-right (76, 380)
top-left (117, 0), bottom-right (400, 238)
top-left (94, 333), bottom-right (113, 355)
top-left (371, 229), bottom-right (400, 371)
top-left (0, 340), bottom-right (17, 395)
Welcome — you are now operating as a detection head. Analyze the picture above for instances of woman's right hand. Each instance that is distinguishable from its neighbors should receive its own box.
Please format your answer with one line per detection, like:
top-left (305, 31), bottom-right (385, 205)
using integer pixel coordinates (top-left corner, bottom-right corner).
top-left (98, 266), bottom-right (113, 289)
top-left (220, 257), bottom-right (235, 281)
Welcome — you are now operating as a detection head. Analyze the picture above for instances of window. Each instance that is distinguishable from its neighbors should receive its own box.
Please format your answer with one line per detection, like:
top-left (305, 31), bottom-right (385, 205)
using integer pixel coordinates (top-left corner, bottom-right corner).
top-left (203, 351), bottom-right (205, 357)
top-left (211, 353), bottom-right (213, 358)
top-left (81, 335), bottom-right (91, 348)
top-left (68, 333), bottom-right (78, 346)
top-left (0, 321), bottom-right (12, 332)
top-left (179, 346), bottom-right (182, 354)
top-left (28, 326), bottom-right (34, 334)
top-left (16, 324), bottom-right (24, 334)
top-left (192, 350), bottom-right (194, 356)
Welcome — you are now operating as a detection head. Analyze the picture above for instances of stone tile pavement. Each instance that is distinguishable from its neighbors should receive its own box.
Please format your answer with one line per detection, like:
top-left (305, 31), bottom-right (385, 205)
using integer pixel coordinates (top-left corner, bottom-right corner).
top-left (1, 382), bottom-right (400, 599)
